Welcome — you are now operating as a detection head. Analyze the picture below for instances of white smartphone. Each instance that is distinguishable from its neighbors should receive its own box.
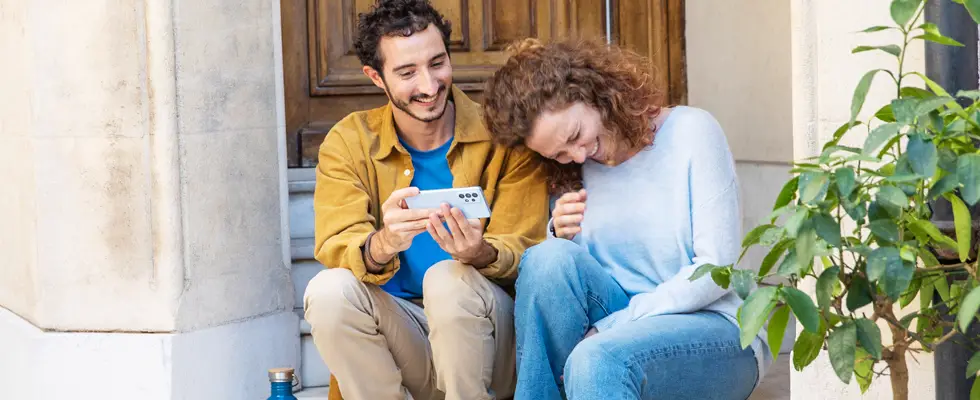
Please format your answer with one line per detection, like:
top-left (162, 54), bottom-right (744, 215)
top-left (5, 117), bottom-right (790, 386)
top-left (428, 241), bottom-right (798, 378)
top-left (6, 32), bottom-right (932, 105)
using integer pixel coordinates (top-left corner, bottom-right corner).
top-left (405, 186), bottom-right (491, 219)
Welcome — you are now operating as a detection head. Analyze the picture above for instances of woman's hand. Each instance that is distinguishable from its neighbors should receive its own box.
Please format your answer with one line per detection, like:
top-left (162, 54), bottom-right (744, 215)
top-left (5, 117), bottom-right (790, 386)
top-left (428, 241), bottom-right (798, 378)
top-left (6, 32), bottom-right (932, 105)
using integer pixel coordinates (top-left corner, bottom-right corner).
top-left (552, 189), bottom-right (587, 240)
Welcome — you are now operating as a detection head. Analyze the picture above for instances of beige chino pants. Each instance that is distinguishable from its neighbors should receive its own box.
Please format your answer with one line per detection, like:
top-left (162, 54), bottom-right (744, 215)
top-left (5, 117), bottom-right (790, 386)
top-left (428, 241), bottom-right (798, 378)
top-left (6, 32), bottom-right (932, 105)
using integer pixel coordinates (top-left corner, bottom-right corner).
top-left (303, 260), bottom-right (516, 400)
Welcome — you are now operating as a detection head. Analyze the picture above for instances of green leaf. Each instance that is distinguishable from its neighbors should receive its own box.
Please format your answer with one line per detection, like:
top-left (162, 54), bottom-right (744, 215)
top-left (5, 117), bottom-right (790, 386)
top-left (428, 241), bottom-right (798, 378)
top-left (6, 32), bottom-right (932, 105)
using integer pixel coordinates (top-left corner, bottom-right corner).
top-left (869, 220), bottom-right (901, 243)
top-left (908, 218), bottom-right (958, 250)
top-left (915, 33), bottom-right (965, 46)
top-left (965, 0), bottom-right (980, 24)
top-left (800, 172), bottom-right (830, 205)
top-left (853, 44), bottom-right (902, 57)
top-left (835, 168), bottom-right (857, 196)
top-left (868, 247), bottom-right (900, 281)
top-left (855, 347), bottom-right (874, 393)
top-left (902, 86), bottom-right (935, 99)
top-left (796, 227), bottom-right (818, 273)
top-left (812, 214), bottom-right (842, 247)
top-left (731, 269), bottom-right (756, 300)
top-left (817, 266), bottom-right (840, 313)
top-left (972, 377), bottom-right (980, 400)
top-left (930, 173), bottom-right (960, 199)
top-left (768, 306), bottom-right (791, 363)
top-left (690, 263), bottom-right (721, 281)
top-left (843, 198), bottom-right (868, 222)
top-left (918, 278), bottom-right (934, 310)
top-left (957, 90), bottom-right (980, 100)
top-left (743, 224), bottom-right (776, 248)
top-left (891, 98), bottom-right (919, 124)
top-left (901, 277), bottom-right (921, 307)
top-left (958, 287), bottom-right (980, 332)
top-left (920, 247), bottom-right (941, 267)
top-left (855, 318), bottom-right (883, 360)
top-left (847, 275), bottom-right (874, 310)
top-left (907, 134), bottom-right (938, 178)
top-left (940, 147), bottom-right (960, 172)
top-left (910, 72), bottom-right (968, 116)
top-left (711, 267), bottom-right (732, 289)
top-left (945, 193), bottom-right (972, 261)
top-left (793, 325), bottom-right (826, 371)
top-left (916, 96), bottom-right (957, 115)
top-left (760, 241), bottom-right (793, 278)
top-left (851, 70), bottom-right (887, 127)
top-left (891, 0), bottom-right (922, 26)
top-left (966, 352), bottom-right (980, 378)
top-left (785, 209), bottom-right (809, 238)
top-left (877, 185), bottom-right (908, 214)
top-left (884, 261), bottom-right (916, 301)
top-left (773, 176), bottom-right (800, 212)
top-left (957, 154), bottom-right (980, 205)
top-left (874, 103), bottom-right (897, 122)
top-left (863, 123), bottom-right (901, 155)
top-left (918, 22), bottom-right (940, 35)
top-left (759, 226), bottom-right (786, 246)
top-left (862, 25), bottom-right (894, 33)
top-left (777, 249), bottom-right (803, 277)
top-left (783, 287), bottom-right (820, 333)
top-left (828, 322), bottom-right (857, 383)
top-left (739, 286), bottom-right (779, 349)
top-left (935, 275), bottom-right (951, 302)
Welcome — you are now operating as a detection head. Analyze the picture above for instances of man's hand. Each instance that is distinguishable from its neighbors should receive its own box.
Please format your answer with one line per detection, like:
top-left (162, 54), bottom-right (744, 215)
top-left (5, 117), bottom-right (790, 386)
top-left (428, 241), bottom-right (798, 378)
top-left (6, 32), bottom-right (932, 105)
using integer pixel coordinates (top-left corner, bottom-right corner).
top-left (552, 189), bottom-right (587, 240)
top-left (372, 187), bottom-right (437, 265)
top-left (427, 203), bottom-right (497, 267)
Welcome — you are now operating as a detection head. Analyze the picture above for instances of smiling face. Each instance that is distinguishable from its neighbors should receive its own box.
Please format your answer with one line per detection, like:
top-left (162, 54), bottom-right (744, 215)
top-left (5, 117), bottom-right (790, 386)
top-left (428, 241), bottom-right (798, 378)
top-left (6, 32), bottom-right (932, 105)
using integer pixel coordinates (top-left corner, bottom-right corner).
top-left (366, 24), bottom-right (453, 123)
top-left (525, 102), bottom-right (611, 164)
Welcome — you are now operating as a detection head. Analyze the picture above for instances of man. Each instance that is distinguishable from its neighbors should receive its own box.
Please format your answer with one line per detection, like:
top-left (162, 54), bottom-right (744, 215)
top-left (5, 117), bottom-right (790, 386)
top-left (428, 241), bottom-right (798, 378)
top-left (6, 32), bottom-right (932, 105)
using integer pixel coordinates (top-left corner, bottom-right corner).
top-left (303, 1), bottom-right (549, 399)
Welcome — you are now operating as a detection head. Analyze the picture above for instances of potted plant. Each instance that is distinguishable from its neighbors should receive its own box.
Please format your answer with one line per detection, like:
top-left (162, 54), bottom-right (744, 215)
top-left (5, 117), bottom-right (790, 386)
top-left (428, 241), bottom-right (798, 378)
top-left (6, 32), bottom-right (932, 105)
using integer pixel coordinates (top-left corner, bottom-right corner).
top-left (691, 1), bottom-right (980, 399)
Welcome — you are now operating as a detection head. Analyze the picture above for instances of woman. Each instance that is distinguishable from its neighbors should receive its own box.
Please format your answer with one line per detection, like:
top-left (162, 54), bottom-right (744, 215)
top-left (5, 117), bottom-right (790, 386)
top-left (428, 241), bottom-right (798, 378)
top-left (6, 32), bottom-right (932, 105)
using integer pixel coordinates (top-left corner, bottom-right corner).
top-left (482, 38), bottom-right (771, 400)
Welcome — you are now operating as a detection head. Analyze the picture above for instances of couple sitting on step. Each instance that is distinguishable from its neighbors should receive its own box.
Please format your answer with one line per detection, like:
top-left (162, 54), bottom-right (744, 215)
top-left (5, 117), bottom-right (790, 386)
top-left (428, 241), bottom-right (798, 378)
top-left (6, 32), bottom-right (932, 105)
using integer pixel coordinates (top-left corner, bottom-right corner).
top-left (304, 1), bottom-right (770, 399)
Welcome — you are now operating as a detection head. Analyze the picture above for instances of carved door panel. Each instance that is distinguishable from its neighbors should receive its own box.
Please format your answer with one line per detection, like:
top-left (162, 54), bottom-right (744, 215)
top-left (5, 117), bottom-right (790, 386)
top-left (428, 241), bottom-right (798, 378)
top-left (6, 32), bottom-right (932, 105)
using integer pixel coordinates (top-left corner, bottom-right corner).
top-left (282, 0), bottom-right (685, 167)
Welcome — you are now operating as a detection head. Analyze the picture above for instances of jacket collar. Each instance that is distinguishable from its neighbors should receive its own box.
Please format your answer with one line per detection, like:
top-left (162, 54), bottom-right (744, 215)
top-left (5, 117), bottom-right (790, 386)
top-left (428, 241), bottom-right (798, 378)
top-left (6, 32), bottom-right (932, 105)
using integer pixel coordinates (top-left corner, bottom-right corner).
top-left (373, 85), bottom-right (490, 160)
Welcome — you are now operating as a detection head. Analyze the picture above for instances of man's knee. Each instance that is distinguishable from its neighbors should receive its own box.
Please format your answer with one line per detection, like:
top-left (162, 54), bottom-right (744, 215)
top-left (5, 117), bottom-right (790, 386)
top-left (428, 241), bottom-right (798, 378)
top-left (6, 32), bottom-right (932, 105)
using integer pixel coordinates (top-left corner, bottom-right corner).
top-left (423, 260), bottom-right (478, 299)
top-left (422, 260), bottom-right (492, 316)
top-left (303, 268), bottom-right (365, 327)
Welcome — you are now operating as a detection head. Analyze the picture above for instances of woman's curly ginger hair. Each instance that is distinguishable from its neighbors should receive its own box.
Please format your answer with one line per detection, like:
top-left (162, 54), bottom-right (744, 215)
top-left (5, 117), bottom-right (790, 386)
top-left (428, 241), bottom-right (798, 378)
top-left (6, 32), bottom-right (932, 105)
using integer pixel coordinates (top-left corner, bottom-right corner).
top-left (483, 38), bottom-right (665, 194)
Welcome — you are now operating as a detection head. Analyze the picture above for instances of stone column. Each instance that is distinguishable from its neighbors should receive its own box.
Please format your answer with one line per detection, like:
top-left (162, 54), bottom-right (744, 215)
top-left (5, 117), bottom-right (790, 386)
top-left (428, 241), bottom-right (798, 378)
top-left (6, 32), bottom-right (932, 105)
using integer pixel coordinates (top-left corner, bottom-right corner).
top-left (0, 0), bottom-right (298, 398)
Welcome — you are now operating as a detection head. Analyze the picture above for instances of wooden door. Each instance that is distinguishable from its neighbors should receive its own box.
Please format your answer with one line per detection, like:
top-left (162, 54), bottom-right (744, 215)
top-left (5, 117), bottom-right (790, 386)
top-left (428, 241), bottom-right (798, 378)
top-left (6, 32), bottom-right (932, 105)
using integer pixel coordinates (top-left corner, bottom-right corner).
top-left (281, 0), bottom-right (686, 167)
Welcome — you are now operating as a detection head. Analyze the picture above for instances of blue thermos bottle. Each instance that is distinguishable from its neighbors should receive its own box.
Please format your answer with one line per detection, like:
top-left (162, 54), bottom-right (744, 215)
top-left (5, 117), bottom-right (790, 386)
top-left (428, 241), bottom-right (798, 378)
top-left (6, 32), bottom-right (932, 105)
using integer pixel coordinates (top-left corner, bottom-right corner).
top-left (267, 368), bottom-right (298, 400)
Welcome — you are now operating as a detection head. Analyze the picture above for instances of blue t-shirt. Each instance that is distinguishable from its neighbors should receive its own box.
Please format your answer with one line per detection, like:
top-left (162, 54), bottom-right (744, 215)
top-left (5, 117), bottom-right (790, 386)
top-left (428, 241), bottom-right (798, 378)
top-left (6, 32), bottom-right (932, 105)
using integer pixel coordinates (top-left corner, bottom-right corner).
top-left (380, 136), bottom-right (454, 298)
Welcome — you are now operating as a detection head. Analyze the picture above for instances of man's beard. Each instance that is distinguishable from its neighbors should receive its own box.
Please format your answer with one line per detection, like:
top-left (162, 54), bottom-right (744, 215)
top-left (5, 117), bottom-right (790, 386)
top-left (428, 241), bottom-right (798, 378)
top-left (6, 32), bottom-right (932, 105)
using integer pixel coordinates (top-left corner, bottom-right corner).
top-left (384, 80), bottom-right (449, 123)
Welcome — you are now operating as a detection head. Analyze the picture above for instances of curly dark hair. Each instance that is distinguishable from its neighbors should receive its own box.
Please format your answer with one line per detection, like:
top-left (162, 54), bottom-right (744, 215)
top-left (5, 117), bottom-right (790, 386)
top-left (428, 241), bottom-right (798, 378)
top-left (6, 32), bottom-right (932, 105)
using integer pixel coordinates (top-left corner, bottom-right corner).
top-left (354, 0), bottom-right (453, 74)
top-left (483, 38), bottom-right (665, 195)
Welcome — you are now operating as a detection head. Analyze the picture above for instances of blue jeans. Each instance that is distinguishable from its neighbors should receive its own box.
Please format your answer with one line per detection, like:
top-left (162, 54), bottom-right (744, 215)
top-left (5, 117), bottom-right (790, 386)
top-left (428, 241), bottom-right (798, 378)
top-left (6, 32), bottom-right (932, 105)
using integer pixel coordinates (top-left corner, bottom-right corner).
top-left (514, 239), bottom-right (759, 400)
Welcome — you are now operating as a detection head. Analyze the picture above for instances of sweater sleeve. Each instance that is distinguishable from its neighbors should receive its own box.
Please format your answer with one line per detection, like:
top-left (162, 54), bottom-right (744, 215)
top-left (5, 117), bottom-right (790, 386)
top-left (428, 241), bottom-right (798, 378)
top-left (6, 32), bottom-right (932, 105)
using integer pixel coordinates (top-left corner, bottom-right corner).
top-left (594, 111), bottom-right (745, 330)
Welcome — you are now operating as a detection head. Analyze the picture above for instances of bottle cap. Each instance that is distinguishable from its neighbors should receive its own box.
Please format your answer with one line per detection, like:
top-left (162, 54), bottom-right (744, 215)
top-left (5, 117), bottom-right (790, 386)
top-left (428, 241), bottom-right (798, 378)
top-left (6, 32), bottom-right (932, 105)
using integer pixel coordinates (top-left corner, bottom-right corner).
top-left (268, 367), bottom-right (295, 383)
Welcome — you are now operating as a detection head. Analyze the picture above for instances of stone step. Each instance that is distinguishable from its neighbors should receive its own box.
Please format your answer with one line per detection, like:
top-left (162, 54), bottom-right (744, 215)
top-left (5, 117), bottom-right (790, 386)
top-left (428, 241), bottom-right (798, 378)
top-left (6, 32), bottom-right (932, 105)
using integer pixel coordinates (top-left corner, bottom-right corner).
top-left (295, 386), bottom-right (331, 399)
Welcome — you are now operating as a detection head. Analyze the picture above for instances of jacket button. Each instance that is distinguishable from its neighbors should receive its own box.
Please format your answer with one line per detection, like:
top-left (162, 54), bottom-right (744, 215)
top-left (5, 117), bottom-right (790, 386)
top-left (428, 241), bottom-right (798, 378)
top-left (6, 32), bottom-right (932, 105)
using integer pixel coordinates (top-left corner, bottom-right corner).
top-left (404, 169), bottom-right (411, 176)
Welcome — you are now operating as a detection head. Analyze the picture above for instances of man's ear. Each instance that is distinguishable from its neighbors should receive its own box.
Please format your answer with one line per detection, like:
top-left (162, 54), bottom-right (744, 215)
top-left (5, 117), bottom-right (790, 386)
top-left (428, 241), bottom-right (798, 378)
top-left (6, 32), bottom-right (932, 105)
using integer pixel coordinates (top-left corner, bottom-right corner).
top-left (363, 65), bottom-right (385, 90)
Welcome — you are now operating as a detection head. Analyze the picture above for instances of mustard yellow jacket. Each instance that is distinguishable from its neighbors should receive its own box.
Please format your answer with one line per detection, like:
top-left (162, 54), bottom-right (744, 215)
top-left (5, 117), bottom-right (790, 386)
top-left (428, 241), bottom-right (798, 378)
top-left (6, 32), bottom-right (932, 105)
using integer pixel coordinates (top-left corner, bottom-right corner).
top-left (313, 85), bottom-right (550, 286)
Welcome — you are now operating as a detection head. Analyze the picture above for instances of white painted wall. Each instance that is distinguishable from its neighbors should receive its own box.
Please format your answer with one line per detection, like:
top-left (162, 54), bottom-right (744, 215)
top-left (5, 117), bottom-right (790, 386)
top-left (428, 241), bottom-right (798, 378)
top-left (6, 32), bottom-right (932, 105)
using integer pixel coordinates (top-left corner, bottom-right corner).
top-left (686, 0), bottom-right (795, 284)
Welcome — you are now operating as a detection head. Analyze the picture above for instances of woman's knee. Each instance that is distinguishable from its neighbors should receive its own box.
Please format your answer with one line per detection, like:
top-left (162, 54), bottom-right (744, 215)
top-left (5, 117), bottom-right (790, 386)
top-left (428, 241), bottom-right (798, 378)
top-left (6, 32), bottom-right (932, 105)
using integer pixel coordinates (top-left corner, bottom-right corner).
top-left (517, 239), bottom-right (587, 291)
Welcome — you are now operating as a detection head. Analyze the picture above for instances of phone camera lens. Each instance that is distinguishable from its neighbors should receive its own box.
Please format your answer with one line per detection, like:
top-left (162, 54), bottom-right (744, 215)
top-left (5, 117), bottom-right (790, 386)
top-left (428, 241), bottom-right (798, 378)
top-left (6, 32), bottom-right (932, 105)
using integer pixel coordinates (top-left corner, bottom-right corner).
top-left (458, 194), bottom-right (465, 199)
